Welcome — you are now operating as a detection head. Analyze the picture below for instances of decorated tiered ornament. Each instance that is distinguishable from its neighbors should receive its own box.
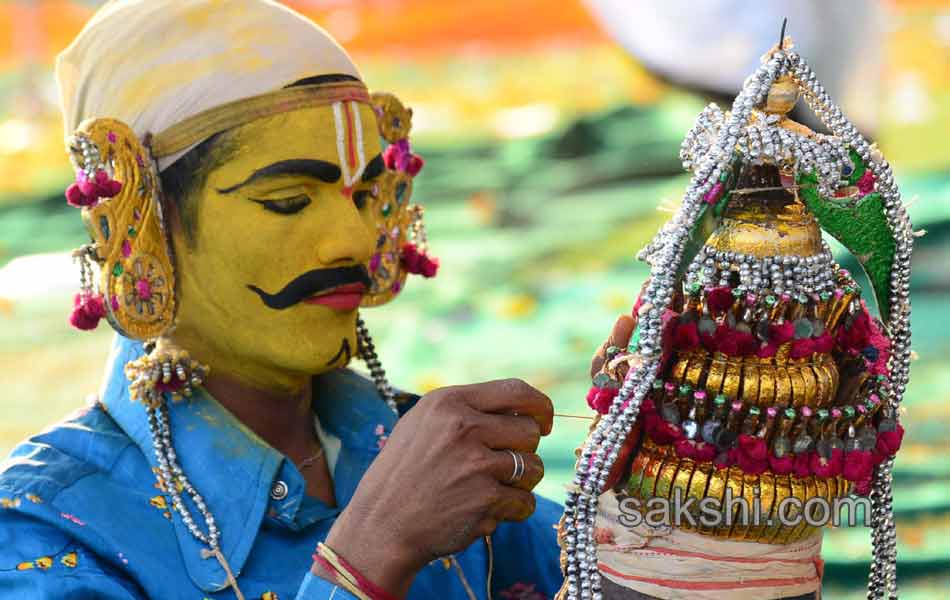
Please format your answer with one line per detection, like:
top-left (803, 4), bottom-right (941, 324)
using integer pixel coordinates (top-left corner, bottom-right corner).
top-left (559, 34), bottom-right (911, 599)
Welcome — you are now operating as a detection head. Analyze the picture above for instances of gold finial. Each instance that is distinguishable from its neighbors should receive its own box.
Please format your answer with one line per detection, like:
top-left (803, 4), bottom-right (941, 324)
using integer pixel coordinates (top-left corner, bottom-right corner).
top-left (760, 19), bottom-right (799, 115)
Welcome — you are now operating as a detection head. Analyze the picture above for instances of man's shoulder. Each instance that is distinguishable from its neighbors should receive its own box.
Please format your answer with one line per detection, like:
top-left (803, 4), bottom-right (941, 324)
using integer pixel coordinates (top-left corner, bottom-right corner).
top-left (0, 401), bottom-right (134, 503)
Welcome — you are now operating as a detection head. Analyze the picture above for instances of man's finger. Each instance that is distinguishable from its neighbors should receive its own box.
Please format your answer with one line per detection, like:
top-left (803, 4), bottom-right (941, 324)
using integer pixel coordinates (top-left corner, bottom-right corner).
top-left (486, 449), bottom-right (544, 491)
top-left (453, 379), bottom-right (554, 436)
top-left (488, 485), bottom-right (537, 522)
top-left (590, 314), bottom-right (637, 378)
top-left (470, 413), bottom-right (541, 453)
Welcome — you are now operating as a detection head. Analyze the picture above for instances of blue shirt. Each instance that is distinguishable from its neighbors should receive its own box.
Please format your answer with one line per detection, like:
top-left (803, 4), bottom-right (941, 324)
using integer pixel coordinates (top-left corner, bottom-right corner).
top-left (0, 336), bottom-right (562, 599)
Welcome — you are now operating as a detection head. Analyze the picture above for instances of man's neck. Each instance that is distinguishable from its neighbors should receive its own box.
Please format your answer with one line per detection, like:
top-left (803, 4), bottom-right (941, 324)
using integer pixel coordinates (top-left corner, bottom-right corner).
top-left (203, 372), bottom-right (317, 462)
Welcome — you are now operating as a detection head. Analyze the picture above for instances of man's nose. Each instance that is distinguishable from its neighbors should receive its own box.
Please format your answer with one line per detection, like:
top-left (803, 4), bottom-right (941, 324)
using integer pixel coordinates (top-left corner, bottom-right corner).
top-left (315, 196), bottom-right (374, 266)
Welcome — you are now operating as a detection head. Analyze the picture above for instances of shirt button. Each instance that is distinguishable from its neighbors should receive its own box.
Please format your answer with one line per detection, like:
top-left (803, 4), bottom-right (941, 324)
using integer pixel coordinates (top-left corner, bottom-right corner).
top-left (270, 480), bottom-right (289, 501)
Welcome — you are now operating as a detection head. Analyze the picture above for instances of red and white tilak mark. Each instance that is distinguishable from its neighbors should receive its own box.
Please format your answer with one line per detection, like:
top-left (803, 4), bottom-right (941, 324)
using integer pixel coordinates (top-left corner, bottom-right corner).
top-left (332, 100), bottom-right (367, 198)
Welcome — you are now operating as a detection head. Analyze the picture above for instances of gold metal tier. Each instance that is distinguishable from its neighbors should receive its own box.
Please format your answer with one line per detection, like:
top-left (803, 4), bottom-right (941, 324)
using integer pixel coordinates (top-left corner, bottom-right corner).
top-left (624, 438), bottom-right (849, 544)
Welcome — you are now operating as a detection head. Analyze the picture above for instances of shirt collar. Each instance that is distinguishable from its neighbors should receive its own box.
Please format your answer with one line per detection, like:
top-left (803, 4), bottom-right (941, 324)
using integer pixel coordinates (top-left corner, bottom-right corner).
top-left (99, 334), bottom-right (400, 592)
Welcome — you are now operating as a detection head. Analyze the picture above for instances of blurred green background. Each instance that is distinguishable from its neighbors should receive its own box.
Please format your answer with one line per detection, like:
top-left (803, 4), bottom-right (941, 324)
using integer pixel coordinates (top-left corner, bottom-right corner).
top-left (0, 1), bottom-right (947, 597)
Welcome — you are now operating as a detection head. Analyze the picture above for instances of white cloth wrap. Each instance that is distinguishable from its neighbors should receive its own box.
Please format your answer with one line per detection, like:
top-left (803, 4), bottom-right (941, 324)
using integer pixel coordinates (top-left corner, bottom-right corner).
top-left (594, 491), bottom-right (823, 599)
top-left (56, 0), bottom-right (361, 170)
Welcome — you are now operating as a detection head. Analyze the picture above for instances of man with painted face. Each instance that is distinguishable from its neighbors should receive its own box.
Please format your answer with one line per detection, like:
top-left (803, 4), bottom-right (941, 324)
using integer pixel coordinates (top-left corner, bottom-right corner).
top-left (0, 2), bottom-right (561, 599)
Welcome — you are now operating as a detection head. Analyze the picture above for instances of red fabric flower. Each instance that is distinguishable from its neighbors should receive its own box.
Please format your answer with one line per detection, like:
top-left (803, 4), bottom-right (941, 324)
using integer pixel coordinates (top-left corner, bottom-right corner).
top-left (852, 477), bottom-right (873, 496)
top-left (728, 434), bottom-right (768, 475)
top-left (866, 318), bottom-right (892, 375)
top-left (68, 293), bottom-right (106, 331)
top-left (769, 320), bottom-right (795, 344)
top-left (673, 320), bottom-right (700, 351)
top-left (674, 438), bottom-right (697, 459)
top-left (713, 452), bottom-right (732, 469)
top-left (383, 139), bottom-right (425, 176)
top-left (585, 386), bottom-right (618, 415)
top-left (400, 243), bottom-right (439, 278)
top-left (843, 450), bottom-right (874, 482)
top-left (790, 337), bottom-right (817, 359)
top-left (769, 454), bottom-right (795, 474)
top-left (692, 441), bottom-right (717, 462)
top-left (650, 420), bottom-right (683, 445)
top-left (837, 309), bottom-right (872, 352)
top-left (813, 332), bottom-right (835, 354)
top-left (756, 342), bottom-right (779, 359)
top-left (793, 452), bottom-right (813, 478)
top-left (68, 170), bottom-right (122, 208)
top-left (810, 448), bottom-right (844, 478)
top-left (714, 325), bottom-right (758, 357)
top-left (706, 286), bottom-right (735, 315)
top-left (856, 170), bottom-right (876, 195)
top-left (876, 424), bottom-right (904, 456)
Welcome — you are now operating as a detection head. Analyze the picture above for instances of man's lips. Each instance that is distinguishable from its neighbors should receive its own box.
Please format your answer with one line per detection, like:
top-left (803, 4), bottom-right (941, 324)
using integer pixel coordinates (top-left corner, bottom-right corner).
top-left (302, 282), bottom-right (366, 311)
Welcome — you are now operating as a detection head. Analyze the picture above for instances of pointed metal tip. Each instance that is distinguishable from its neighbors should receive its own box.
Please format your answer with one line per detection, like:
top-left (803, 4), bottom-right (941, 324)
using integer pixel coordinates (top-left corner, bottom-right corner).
top-left (779, 17), bottom-right (788, 49)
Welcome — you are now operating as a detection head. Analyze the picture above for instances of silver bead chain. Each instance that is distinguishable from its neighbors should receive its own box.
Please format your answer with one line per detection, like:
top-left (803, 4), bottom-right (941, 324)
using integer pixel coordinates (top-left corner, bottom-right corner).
top-left (788, 50), bottom-right (911, 600)
top-left (142, 317), bottom-right (399, 555)
top-left (562, 47), bottom-right (912, 600)
top-left (356, 315), bottom-right (399, 416)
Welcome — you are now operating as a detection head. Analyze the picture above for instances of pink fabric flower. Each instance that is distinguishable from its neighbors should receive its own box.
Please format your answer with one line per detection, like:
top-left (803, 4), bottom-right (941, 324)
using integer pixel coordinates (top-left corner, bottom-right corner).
top-left (813, 332), bottom-right (835, 354)
top-left (383, 139), bottom-right (425, 176)
top-left (706, 286), bottom-right (735, 314)
top-left (756, 342), bottom-right (779, 359)
top-left (876, 424), bottom-right (904, 456)
top-left (843, 450), bottom-right (874, 482)
top-left (714, 324), bottom-right (757, 356)
top-left (649, 420), bottom-right (683, 446)
top-left (769, 320), bottom-right (795, 344)
top-left (400, 242), bottom-right (439, 278)
top-left (703, 182), bottom-right (725, 205)
top-left (68, 293), bottom-right (106, 331)
top-left (789, 337), bottom-right (817, 359)
top-left (673, 320), bottom-right (700, 351)
top-left (852, 477), bottom-right (873, 496)
top-left (810, 448), bottom-right (844, 478)
top-left (729, 434), bottom-right (768, 475)
top-left (65, 170), bottom-right (122, 208)
top-left (585, 386), bottom-right (618, 415)
top-left (769, 454), bottom-right (795, 474)
top-left (793, 452), bottom-right (813, 478)
top-left (856, 170), bottom-right (876, 195)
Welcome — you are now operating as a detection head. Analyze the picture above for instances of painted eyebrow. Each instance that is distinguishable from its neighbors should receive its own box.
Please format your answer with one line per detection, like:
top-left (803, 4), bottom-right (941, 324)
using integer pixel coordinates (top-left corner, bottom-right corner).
top-left (216, 159), bottom-right (341, 193)
top-left (361, 154), bottom-right (385, 182)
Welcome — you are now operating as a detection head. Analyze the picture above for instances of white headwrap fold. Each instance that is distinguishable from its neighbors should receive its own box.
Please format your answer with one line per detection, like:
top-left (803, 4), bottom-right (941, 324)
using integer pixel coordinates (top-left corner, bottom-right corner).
top-left (56, 0), bottom-right (361, 170)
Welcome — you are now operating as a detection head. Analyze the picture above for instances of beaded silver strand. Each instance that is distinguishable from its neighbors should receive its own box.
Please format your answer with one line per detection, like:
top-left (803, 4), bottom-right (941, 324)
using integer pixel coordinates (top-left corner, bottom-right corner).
top-left (561, 45), bottom-right (912, 600)
top-left (787, 50), bottom-right (912, 600)
top-left (356, 315), bottom-right (400, 416)
top-left (138, 317), bottom-right (399, 584)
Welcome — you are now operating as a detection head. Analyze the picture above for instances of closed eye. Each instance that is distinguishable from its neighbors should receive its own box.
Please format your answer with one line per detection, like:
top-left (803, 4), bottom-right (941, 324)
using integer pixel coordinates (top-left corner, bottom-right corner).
top-left (251, 194), bottom-right (311, 214)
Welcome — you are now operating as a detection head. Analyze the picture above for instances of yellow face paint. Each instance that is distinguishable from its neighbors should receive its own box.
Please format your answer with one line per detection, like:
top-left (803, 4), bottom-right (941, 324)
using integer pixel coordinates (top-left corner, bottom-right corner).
top-left (166, 102), bottom-right (382, 392)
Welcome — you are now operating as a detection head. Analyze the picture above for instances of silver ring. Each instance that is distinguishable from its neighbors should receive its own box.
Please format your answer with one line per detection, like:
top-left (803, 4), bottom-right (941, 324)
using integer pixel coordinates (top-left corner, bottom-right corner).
top-left (506, 450), bottom-right (525, 484)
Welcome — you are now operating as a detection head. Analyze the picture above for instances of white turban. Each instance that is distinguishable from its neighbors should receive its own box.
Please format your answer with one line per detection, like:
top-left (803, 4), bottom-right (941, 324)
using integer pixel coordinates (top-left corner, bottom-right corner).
top-left (56, 0), bottom-right (361, 170)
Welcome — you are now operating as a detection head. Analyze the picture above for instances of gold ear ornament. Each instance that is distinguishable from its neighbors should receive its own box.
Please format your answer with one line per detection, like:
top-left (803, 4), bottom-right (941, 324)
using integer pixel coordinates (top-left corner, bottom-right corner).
top-left (360, 92), bottom-right (438, 307)
top-left (65, 118), bottom-right (177, 341)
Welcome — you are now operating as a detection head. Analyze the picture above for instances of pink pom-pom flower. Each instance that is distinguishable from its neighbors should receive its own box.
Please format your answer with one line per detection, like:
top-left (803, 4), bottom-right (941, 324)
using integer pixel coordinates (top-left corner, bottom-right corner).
top-left (68, 292), bottom-right (106, 331)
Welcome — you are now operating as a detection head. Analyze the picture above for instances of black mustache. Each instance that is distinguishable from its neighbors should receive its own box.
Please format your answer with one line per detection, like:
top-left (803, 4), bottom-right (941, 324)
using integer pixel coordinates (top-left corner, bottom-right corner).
top-left (247, 265), bottom-right (371, 310)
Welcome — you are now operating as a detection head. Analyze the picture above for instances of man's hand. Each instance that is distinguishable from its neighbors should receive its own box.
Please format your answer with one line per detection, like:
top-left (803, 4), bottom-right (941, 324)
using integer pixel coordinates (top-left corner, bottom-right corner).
top-left (322, 378), bottom-right (553, 598)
